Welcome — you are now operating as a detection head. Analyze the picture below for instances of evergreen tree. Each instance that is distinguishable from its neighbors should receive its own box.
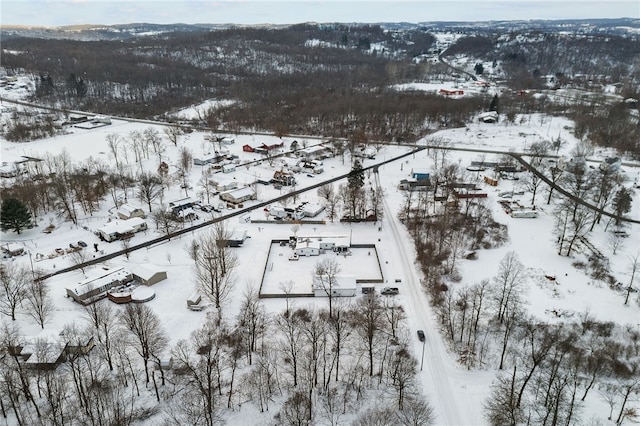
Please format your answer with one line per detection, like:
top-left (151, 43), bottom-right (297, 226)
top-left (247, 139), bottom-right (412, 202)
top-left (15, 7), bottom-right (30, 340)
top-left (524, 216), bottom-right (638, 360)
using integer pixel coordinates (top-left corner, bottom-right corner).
top-left (489, 95), bottom-right (499, 113)
top-left (0, 198), bottom-right (33, 234)
top-left (348, 159), bottom-right (365, 190)
top-left (612, 187), bottom-right (632, 225)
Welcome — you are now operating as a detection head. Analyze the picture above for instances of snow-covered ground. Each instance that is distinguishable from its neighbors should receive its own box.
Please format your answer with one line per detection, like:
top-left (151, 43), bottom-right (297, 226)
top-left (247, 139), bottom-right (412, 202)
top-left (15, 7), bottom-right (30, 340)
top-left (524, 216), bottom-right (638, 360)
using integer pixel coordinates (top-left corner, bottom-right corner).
top-left (1, 103), bottom-right (639, 424)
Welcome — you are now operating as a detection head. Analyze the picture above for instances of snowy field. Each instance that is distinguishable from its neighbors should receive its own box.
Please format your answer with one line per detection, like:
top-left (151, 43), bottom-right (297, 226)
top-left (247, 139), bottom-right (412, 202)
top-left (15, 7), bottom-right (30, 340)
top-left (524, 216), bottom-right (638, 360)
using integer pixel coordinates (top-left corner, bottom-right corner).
top-left (1, 95), bottom-right (639, 424)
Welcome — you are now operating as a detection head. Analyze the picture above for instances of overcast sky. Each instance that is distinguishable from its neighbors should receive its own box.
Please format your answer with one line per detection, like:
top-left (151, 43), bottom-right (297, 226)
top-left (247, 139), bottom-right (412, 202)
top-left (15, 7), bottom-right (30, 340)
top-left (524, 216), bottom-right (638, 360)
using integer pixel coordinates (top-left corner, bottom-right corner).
top-left (1, 1), bottom-right (638, 27)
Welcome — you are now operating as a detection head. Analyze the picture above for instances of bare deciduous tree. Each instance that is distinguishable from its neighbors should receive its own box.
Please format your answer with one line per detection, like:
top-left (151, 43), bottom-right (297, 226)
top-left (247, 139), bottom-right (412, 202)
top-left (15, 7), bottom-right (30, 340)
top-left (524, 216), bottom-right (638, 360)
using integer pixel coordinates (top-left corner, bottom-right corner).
top-left (0, 263), bottom-right (29, 321)
top-left (194, 222), bottom-right (238, 323)
top-left (24, 278), bottom-right (54, 328)
top-left (121, 303), bottom-right (168, 384)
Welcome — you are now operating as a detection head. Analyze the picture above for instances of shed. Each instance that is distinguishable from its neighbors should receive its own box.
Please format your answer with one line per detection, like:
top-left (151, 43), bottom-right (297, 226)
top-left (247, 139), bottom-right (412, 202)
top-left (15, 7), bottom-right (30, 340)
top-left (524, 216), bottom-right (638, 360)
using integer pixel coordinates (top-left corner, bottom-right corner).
top-left (411, 169), bottom-right (430, 180)
top-left (132, 264), bottom-right (167, 286)
top-left (117, 204), bottom-right (146, 220)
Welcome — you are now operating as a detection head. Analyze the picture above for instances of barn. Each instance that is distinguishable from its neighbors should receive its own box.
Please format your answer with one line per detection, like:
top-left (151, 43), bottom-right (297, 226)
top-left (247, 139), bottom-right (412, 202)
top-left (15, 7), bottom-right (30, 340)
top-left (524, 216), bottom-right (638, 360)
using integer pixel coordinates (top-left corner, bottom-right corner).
top-left (132, 264), bottom-right (167, 286)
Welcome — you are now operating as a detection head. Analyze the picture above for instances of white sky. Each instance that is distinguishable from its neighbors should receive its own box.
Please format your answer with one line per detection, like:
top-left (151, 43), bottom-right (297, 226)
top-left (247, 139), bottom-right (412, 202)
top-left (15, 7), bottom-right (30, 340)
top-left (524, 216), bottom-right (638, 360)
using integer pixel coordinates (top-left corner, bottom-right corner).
top-left (1, 1), bottom-right (638, 27)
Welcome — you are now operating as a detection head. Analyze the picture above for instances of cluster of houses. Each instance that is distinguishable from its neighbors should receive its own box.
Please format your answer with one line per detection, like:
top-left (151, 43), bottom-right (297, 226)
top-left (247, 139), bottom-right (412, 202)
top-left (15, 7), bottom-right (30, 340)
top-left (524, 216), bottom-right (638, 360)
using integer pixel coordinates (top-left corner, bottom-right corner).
top-left (65, 264), bottom-right (166, 305)
top-left (267, 202), bottom-right (325, 221)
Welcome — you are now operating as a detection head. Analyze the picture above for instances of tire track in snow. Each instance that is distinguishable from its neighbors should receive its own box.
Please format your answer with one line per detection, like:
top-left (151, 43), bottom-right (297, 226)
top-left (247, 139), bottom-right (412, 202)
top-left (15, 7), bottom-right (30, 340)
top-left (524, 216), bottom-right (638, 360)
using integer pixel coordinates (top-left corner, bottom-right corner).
top-left (377, 172), bottom-right (463, 425)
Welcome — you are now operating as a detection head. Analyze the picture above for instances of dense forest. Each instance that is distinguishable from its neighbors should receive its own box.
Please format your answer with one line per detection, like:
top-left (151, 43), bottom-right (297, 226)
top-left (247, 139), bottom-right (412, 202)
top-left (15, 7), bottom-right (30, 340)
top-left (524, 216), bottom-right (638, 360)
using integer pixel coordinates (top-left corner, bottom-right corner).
top-left (1, 22), bottom-right (639, 151)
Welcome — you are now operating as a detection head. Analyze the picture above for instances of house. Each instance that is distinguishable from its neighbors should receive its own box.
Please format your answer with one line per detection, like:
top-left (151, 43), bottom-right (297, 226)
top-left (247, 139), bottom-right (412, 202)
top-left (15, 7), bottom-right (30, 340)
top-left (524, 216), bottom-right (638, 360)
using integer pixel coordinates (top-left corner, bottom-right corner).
top-left (511, 209), bottom-right (539, 218)
top-left (97, 217), bottom-right (147, 242)
top-left (168, 197), bottom-right (199, 214)
top-left (478, 111), bottom-right (499, 123)
top-left (176, 208), bottom-right (199, 222)
top-left (273, 170), bottom-right (296, 186)
top-left (439, 88), bottom-right (464, 96)
top-left (220, 186), bottom-right (256, 204)
top-left (65, 267), bottom-right (133, 305)
top-left (16, 329), bottom-right (95, 370)
top-left (222, 164), bottom-right (236, 173)
top-left (298, 145), bottom-right (332, 160)
top-left (117, 204), bottom-right (146, 220)
top-left (242, 144), bottom-right (262, 153)
top-left (212, 178), bottom-right (238, 192)
top-left (313, 275), bottom-right (357, 297)
top-left (295, 239), bottom-right (321, 256)
top-left (132, 264), bottom-right (167, 286)
top-left (193, 154), bottom-right (217, 166)
top-left (220, 137), bottom-right (235, 145)
top-left (354, 146), bottom-right (376, 159)
top-left (398, 178), bottom-right (431, 191)
top-left (600, 157), bottom-right (621, 173)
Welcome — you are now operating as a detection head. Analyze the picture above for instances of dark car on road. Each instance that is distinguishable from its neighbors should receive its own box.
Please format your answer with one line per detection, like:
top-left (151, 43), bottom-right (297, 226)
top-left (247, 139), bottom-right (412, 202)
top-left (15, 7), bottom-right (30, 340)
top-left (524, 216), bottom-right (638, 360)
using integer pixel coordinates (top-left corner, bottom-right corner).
top-left (417, 330), bottom-right (425, 342)
top-left (381, 287), bottom-right (399, 295)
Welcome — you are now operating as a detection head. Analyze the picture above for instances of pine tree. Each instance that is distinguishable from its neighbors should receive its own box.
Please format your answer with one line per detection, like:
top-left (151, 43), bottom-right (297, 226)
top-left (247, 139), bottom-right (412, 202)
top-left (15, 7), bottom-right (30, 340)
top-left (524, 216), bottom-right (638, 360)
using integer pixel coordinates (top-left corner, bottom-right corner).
top-left (0, 198), bottom-right (32, 234)
top-left (612, 187), bottom-right (632, 225)
top-left (490, 95), bottom-right (499, 113)
top-left (348, 159), bottom-right (365, 190)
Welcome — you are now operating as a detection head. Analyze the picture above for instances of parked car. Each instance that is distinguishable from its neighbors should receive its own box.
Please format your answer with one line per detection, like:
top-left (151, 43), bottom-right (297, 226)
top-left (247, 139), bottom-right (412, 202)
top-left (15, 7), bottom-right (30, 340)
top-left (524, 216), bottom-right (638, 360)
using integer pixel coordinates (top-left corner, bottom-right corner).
top-left (381, 287), bottom-right (399, 295)
top-left (417, 330), bottom-right (425, 342)
top-left (361, 287), bottom-right (375, 295)
top-left (77, 241), bottom-right (88, 248)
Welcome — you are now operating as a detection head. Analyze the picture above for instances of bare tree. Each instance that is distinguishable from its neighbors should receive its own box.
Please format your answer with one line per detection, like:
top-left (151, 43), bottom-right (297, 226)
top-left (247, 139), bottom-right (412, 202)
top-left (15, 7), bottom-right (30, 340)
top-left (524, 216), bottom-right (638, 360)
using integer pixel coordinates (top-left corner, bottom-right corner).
top-left (83, 302), bottom-right (118, 370)
top-left (624, 252), bottom-right (639, 305)
top-left (137, 171), bottom-right (164, 212)
top-left (388, 345), bottom-right (417, 409)
top-left (0, 263), bottom-right (29, 321)
top-left (236, 284), bottom-right (267, 365)
top-left (121, 303), bottom-right (168, 384)
top-left (24, 278), bottom-right (54, 328)
top-left (178, 147), bottom-right (193, 195)
top-left (170, 318), bottom-right (224, 426)
top-left (193, 222), bottom-right (238, 323)
top-left (152, 207), bottom-right (180, 239)
top-left (492, 251), bottom-right (525, 324)
top-left (351, 295), bottom-right (384, 377)
top-left (318, 183), bottom-right (340, 222)
top-left (314, 258), bottom-right (341, 319)
top-left (106, 133), bottom-right (122, 171)
top-left (164, 124), bottom-right (182, 146)
top-left (395, 397), bottom-right (436, 426)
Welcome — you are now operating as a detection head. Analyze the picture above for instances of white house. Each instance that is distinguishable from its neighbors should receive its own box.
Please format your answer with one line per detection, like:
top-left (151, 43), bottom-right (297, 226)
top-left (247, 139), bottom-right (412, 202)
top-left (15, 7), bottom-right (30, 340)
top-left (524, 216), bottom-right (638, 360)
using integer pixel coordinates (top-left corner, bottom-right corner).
top-left (97, 217), bottom-right (147, 242)
top-left (313, 275), bottom-right (357, 297)
top-left (65, 267), bottom-right (133, 304)
top-left (117, 204), bottom-right (146, 220)
top-left (295, 240), bottom-right (321, 256)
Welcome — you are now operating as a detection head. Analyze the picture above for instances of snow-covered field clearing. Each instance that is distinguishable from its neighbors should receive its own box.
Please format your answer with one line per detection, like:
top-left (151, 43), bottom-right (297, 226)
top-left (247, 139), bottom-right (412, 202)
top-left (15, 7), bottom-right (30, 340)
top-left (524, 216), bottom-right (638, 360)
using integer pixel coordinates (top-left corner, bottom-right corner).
top-left (1, 94), bottom-right (639, 424)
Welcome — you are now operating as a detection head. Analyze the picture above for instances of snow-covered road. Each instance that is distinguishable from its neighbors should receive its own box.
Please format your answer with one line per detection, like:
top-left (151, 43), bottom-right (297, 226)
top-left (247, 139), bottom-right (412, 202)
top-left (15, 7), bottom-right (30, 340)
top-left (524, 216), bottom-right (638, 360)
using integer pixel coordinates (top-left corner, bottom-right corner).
top-left (378, 171), bottom-right (473, 425)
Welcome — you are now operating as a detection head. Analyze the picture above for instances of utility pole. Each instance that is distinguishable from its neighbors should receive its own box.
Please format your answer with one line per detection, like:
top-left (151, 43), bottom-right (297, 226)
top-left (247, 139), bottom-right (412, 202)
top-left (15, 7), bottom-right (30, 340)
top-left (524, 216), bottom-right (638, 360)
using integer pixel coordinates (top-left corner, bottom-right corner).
top-left (420, 340), bottom-right (425, 371)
